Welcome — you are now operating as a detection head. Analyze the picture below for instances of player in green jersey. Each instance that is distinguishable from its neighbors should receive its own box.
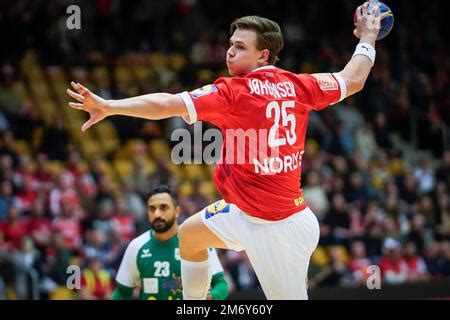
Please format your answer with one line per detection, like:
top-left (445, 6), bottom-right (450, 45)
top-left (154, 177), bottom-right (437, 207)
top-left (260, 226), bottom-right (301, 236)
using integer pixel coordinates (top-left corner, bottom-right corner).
top-left (112, 185), bottom-right (228, 300)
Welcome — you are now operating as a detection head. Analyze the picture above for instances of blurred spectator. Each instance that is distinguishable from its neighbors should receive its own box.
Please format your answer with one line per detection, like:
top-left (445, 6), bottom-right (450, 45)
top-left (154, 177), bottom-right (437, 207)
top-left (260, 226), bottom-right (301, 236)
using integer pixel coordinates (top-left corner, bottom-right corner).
top-left (334, 97), bottom-right (364, 135)
top-left (11, 236), bottom-right (41, 299)
top-left (16, 174), bottom-right (38, 213)
top-left (49, 172), bottom-right (80, 217)
top-left (344, 172), bottom-right (369, 210)
top-left (399, 173), bottom-right (419, 206)
top-left (32, 153), bottom-right (53, 188)
top-left (79, 257), bottom-right (113, 300)
top-left (347, 241), bottom-right (372, 286)
top-left (0, 131), bottom-right (19, 168)
top-left (27, 199), bottom-right (52, 251)
top-left (435, 193), bottom-right (450, 241)
top-left (46, 232), bottom-right (73, 286)
top-left (38, 115), bottom-right (69, 161)
top-left (83, 229), bottom-right (116, 270)
top-left (436, 150), bottom-right (450, 188)
top-left (0, 110), bottom-right (9, 132)
top-left (417, 195), bottom-right (437, 228)
top-left (0, 205), bottom-right (28, 250)
top-left (348, 207), bottom-right (365, 240)
top-left (111, 196), bottom-right (136, 244)
top-left (119, 178), bottom-right (147, 230)
top-left (362, 222), bottom-right (384, 261)
top-left (95, 174), bottom-right (116, 205)
top-left (190, 32), bottom-right (213, 66)
top-left (380, 238), bottom-right (408, 285)
top-left (407, 214), bottom-right (428, 253)
top-left (51, 200), bottom-right (82, 251)
top-left (413, 159), bottom-right (436, 194)
top-left (403, 241), bottom-right (429, 282)
top-left (0, 179), bottom-right (17, 221)
top-left (309, 246), bottom-right (348, 288)
top-left (442, 242), bottom-right (450, 278)
top-left (303, 171), bottom-right (329, 221)
top-left (384, 193), bottom-right (401, 220)
top-left (382, 217), bottom-right (402, 243)
top-left (373, 112), bottom-right (392, 150)
top-left (323, 121), bottom-right (355, 156)
top-left (355, 122), bottom-right (378, 161)
top-left (130, 154), bottom-right (151, 196)
top-left (320, 194), bottom-right (351, 246)
top-left (92, 201), bottom-right (115, 238)
top-left (181, 179), bottom-right (209, 217)
top-left (424, 242), bottom-right (447, 280)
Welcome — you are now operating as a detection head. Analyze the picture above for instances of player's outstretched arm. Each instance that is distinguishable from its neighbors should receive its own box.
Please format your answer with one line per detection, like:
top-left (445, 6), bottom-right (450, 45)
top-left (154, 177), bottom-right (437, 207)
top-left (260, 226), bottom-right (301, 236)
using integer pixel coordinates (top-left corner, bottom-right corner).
top-left (67, 82), bottom-right (188, 132)
top-left (335, 2), bottom-right (389, 97)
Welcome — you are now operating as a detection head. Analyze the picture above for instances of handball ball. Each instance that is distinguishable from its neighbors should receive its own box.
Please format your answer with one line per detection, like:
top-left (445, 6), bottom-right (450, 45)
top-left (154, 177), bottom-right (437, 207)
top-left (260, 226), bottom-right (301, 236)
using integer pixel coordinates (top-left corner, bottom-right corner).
top-left (354, 2), bottom-right (394, 41)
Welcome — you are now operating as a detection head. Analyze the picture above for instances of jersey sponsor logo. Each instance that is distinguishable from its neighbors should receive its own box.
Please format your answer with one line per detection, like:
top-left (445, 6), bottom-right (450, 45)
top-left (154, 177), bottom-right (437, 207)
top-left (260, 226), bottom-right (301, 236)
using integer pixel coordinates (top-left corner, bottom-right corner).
top-left (162, 274), bottom-right (181, 292)
top-left (204, 200), bottom-right (230, 220)
top-left (191, 84), bottom-right (218, 99)
top-left (294, 196), bottom-right (305, 206)
top-left (312, 73), bottom-right (339, 91)
top-left (174, 248), bottom-right (180, 261)
top-left (141, 248), bottom-right (152, 258)
top-left (254, 151), bottom-right (304, 175)
top-left (143, 278), bottom-right (158, 294)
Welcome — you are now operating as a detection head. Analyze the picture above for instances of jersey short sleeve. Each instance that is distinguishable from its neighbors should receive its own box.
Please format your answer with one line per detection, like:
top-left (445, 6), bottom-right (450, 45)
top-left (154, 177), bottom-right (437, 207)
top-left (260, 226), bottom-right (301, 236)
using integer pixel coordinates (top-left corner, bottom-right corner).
top-left (297, 72), bottom-right (347, 111)
top-left (178, 77), bottom-right (235, 127)
top-left (115, 232), bottom-right (149, 288)
top-left (208, 248), bottom-right (224, 275)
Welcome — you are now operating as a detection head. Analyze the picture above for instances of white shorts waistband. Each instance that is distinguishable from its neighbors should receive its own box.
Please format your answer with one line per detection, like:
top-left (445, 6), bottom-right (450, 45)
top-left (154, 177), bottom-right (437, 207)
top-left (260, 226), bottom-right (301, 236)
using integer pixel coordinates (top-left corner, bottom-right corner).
top-left (242, 207), bottom-right (311, 225)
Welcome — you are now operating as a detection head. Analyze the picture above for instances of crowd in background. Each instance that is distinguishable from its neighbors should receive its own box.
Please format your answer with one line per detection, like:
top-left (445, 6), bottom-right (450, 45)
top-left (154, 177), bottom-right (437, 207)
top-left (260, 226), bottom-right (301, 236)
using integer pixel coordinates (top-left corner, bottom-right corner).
top-left (1, 0), bottom-right (450, 299)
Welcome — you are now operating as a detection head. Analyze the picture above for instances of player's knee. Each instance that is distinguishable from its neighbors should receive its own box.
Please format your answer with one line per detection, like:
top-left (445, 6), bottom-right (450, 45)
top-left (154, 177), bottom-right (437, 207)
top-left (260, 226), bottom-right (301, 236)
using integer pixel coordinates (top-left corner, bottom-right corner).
top-left (179, 218), bottom-right (209, 255)
top-left (178, 222), bottom-right (197, 250)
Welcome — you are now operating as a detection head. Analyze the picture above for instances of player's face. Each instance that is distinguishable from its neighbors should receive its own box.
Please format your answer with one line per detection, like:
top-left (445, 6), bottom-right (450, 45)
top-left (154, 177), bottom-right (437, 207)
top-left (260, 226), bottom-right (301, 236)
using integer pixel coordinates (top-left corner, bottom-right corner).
top-left (147, 193), bottom-right (180, 233)
top-left (226, 28), bottom-right (269, 76)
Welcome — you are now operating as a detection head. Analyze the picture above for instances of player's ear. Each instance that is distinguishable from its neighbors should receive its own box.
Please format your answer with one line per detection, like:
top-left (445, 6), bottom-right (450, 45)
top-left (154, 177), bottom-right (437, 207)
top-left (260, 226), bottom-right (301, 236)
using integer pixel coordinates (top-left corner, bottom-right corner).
top-left (258, 49), bottom-right (270, 64)
top-left (174, 205), bottom-right (181, 218)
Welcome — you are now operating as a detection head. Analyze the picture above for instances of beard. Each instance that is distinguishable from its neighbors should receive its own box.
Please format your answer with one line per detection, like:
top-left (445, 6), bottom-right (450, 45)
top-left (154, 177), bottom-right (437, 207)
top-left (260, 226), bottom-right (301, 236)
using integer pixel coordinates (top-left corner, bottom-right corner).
top-left (150, 216), bottom-right (176, 233)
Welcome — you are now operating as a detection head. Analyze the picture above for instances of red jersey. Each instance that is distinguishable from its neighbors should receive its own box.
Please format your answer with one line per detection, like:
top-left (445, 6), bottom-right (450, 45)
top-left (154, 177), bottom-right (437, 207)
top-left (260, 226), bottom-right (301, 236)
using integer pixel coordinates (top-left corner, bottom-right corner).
top-left (52, 217), bottom-right (82, 249)
top-left (405, 256), bottom-right (428, 279)
top-left (180, 66), bottom-right (346, 220)
top-left (0, 219), bottom-right (29, 250)
top-left (112, 214), bottom-right (136, 241)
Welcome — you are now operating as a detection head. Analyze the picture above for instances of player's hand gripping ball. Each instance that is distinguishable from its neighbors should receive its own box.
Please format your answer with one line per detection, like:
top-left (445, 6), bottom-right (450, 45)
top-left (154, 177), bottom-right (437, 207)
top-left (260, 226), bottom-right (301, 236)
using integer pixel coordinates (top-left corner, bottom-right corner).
top-left (354, 2), bottom-right (394, 40)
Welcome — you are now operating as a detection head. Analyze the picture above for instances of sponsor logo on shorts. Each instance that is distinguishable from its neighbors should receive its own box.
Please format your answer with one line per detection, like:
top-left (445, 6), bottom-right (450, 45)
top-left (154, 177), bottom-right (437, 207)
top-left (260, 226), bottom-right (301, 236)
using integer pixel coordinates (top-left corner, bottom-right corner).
top-left (204, 200), bottom-right (230, 220)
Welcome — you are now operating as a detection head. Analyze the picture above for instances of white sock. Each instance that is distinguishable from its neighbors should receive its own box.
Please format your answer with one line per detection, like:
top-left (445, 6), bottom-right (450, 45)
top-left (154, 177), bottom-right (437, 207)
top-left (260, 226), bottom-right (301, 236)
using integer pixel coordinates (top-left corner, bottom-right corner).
top-left (181, 257), bottom-right (211, 300)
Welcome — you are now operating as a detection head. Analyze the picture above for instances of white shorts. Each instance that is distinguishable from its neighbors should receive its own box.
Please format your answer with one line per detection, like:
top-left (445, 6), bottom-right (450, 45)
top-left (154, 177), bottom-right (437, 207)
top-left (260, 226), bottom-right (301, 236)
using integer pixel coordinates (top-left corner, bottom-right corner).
top-left (200, 200), bottom-right (320, 300)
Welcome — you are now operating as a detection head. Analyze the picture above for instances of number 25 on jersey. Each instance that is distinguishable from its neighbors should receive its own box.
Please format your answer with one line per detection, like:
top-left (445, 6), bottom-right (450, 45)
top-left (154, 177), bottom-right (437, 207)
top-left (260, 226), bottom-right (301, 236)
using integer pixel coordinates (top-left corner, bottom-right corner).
top-left (266, 101), bottom-right (297, 148)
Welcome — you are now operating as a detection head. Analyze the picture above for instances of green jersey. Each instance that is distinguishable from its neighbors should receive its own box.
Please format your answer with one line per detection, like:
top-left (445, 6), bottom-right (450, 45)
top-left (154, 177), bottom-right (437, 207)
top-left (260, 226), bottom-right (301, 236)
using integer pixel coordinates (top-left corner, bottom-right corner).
top-left (115, 231), bottom-right (224, 300)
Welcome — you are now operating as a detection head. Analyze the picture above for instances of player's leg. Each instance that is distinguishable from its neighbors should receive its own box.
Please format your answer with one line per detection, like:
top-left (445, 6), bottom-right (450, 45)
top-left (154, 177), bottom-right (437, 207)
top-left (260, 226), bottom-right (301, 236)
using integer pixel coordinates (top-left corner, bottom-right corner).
top-left (242, 207), bottom-right (320, 299)
top-left (179, 211), bottom-right (229, 261)
top-left (178, 206), bottom-right (228, 300)
top-left (179, 200), bottom-right (245, 300)
top-left (246, 250), bottom-right (312, 299)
